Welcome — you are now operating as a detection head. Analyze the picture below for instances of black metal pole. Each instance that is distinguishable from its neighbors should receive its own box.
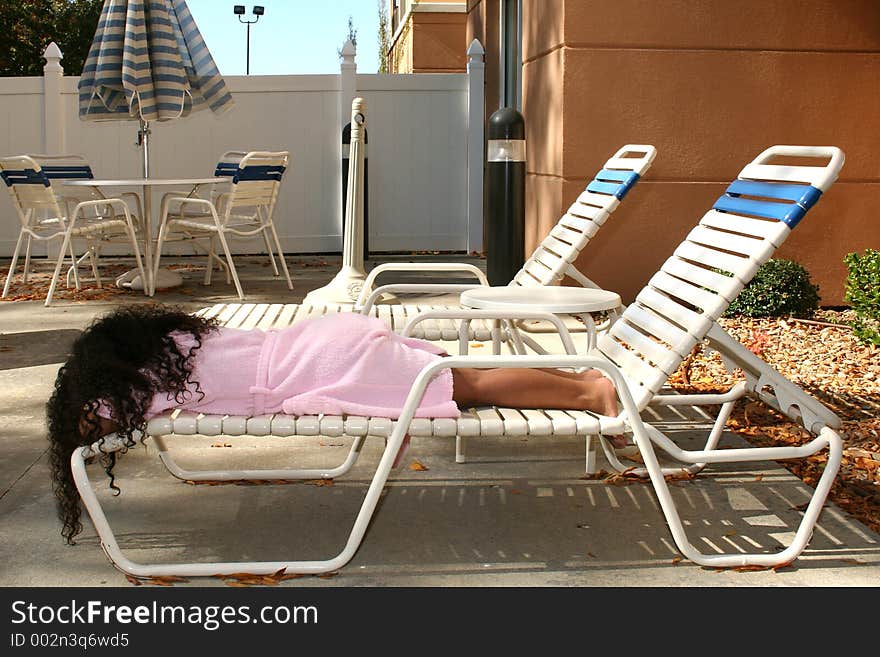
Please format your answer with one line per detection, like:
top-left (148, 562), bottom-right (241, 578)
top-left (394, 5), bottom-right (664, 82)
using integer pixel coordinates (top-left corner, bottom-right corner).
top-left (486, 107), bottom-right (526, 285)
top-left (246, 22), bottom-right (251, 75)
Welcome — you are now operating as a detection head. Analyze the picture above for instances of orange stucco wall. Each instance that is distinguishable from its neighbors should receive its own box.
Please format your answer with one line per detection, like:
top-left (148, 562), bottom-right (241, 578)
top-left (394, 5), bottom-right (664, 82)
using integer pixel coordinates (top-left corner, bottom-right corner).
top-left (470, 0), bottom-right (880, 305)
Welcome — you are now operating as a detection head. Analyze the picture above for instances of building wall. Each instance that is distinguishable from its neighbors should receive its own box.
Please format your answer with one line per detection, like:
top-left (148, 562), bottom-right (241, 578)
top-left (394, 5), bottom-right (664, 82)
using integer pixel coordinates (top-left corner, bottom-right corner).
top-left (470, 0), bottom-right (880, 305)
top-left (389, 1), bottom-right (468, 74)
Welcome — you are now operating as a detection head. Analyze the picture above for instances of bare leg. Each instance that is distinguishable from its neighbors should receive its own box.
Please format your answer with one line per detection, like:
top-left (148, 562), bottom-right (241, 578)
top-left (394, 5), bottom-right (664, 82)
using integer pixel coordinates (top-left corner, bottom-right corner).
top-left (451, 367), bottom-right (627, 447)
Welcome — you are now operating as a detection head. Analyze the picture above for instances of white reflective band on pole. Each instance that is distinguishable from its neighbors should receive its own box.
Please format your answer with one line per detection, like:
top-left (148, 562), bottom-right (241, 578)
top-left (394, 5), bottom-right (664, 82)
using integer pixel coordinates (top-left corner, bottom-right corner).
top-left (488, 139), bottom-right (526, 162)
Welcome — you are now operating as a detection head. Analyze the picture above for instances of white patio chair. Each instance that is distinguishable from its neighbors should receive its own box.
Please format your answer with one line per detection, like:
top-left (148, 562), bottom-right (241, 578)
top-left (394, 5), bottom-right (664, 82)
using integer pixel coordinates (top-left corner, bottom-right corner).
top-left (353, 144), bottom-right (657, 348)
top-left (153, 150), bottom-right (293, 299)
top-left (70, 145), bottom-right (845, 577)
top-left (0, 155), bottom-right (146, 306)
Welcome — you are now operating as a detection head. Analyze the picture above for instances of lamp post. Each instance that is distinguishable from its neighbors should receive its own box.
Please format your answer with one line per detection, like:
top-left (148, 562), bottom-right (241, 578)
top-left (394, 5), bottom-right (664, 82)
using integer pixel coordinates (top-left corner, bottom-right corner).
top-left (233, 5), bottom-right (264, 75)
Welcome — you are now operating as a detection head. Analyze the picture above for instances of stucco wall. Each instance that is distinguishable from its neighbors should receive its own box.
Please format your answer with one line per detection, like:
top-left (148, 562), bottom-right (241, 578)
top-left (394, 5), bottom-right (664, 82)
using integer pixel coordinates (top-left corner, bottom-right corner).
top-left (472, 0), bottom-right (880, 305)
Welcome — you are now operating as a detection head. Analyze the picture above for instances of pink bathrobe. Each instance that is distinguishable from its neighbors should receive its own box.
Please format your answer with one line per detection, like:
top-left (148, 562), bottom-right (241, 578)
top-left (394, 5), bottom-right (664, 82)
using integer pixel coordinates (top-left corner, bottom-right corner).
top-left (140, 313), bottom-right (459, 420)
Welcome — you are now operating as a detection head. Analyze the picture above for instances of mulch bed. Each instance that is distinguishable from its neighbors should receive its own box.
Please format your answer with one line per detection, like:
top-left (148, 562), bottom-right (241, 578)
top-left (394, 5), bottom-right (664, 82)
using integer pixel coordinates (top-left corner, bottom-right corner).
top-left (668, 310), bottom-right (880, 534)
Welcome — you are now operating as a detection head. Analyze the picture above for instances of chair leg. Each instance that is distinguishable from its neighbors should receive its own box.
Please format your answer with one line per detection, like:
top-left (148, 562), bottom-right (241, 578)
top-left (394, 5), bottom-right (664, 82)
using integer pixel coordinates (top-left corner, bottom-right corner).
top-left (205, 236), bottom-right (215, 285)
top-left (46, 233), bottom-right (74, 306)
top-left (21, 234), bottom-right (32, 285)
top-left (123, 217), bottom-right (147, 295)
top-left (2, 231), bottom-right (25, 298)
top-left (67, 242), bottom-right (81, 291)
top-left (153, 220), bottom-right (169, 287)
top-left (260, 227), bottom-right (279, 276)
top-left (267, 222), bottom-right (293, 289)
top-left (215, 230), bottom-right (244, 299)
top-left (89, 244), bottom-right (102, 288)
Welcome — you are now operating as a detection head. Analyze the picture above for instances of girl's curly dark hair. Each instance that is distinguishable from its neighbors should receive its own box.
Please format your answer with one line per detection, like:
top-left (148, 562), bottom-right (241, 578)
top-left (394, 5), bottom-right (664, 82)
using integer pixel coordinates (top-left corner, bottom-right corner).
top-left (46, 304), bottom-right (218, 544)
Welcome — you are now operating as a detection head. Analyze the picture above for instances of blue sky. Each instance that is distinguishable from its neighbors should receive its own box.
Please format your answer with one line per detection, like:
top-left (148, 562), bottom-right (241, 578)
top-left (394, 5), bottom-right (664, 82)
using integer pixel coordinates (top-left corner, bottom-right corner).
top-left (185, 1), bottom-right (385, 75)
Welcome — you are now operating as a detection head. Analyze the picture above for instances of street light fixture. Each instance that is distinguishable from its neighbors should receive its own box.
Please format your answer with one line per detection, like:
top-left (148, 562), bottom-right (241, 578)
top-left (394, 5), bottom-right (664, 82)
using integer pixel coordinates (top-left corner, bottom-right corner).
top-left (234, 5), bottom-right (265, 75)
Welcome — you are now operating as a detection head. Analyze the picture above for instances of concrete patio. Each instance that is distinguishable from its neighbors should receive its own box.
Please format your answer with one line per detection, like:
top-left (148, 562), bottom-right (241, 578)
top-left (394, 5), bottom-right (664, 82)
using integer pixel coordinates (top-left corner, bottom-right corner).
top-left (1, 254), bottom-right (878, 587)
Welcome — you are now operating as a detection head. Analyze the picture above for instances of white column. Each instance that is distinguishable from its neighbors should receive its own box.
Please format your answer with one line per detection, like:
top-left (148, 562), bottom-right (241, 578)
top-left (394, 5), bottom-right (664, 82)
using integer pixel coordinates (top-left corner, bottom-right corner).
top-left (42, 42), bottom-right (65, 154)
top-left (466, 39), bottom-right (485, 254)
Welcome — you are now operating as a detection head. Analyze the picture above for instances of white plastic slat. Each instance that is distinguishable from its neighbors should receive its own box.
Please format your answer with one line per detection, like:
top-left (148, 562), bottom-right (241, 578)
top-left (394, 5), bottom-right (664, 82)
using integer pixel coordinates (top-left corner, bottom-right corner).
top-left (661, 256), bottom-right (744, 301)
top-left (222, 415), bottom-right (248, 435)
top-left (414, 305), bottom-right (442, 341)
top-left (473, 407), bottom-right (504, 435)
top-left (496, 407), bottom-right (529, 435)
top-left (549, 223), bottom-right (590, 247)
top-left (269, 414), bottom-right (297, 436)
top-left (619, 303), bottom-right (692, 352)
top-left (342, 416), bottom-right (369, 436)
top-left (597, 335), bottom-right (668, 392)
top-left (739, 163), bottom-right (827, 188)
top-left (224, 303), bottom-right (257, 329)
top-left (319, 415), bottom-right (345, 437)
top-left (146, 415), bottom-right (173, 436)
top-left (531, 246), bottom-right (566, 273)
top-left (559, 213), bottom-right (600, 236)
top-left (431, 417), bottom-right (458, 436)
top-left (543, 409), bottom-right (577, 435)
top-left (636, 286), bottom-right (712, 338)
top-left (172, 411), bottom-right (200, 435)
top-left (540, 236), bottom-right (580, 262)
top-left (245, 414), bottom-right (273, 435)
top-left (519, 409), bottom-right (553, 436)
top-left (649, 271), bottom-right (728, 318)
top-left (295, 415), bottom-right (320, 435)
top-left (687, 225), bottom-right (772, 261)
top-left (408, 418), bottom-right (433, 436)
top-left (272, 303), bottom-right (299, 328)
top-left (566, 201), bottom-right (606, 222)
top-left (699, 209), bottom-right (791, 245)
top-left (215, 303), bottom-right (244, 326)
top-left (254, 304), bottom-right (284, 330)
top-left (456, 409), bottom-right (482, 436)
top-left (437, 315), bottom-right (461, 341)
top-left (386, 303), bottom-right (405, 333)
top-left (570, 411), bottom-right (601, 434)
top-left (576, 190), bottom-right (619, 213)
top-left (673, 241), bottom-right (757, 282)
top-left (238, 304), bottom-right (270, 330)
top-left (367, 417), bottom-right (393, 436)
top-left (522, 258), bottom-right (555, 285)
top-left (609, 319), bottom-right (682, 374)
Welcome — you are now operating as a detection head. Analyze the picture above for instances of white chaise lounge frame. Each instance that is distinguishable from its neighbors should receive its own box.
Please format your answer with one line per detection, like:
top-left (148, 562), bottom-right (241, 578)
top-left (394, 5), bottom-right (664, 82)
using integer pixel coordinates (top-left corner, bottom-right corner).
top-left (71, 145), bottom-right (845, 577)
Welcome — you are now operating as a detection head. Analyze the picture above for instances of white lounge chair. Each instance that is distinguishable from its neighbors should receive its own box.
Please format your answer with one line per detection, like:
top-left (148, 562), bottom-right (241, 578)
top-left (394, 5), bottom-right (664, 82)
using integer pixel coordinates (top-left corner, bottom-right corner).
top-left (70, 145), bottom-right (845, 577)
top-left (197, 144), bottom-right (657, 347)
top-left (0, 154), bottom-right (146, 306)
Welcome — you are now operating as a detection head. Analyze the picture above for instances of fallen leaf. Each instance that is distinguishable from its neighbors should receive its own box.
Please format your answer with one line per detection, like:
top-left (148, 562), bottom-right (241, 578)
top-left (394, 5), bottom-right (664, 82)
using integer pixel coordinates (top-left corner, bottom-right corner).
top-left (409, 459), bottom-right (429, 471)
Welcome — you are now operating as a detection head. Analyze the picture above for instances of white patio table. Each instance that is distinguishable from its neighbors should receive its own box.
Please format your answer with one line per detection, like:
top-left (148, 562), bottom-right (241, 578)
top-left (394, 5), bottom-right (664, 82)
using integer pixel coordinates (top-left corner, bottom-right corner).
top-left (460, 285), bottom-right (622, 354)
top-left (63, 177), bottom-right (227, 296)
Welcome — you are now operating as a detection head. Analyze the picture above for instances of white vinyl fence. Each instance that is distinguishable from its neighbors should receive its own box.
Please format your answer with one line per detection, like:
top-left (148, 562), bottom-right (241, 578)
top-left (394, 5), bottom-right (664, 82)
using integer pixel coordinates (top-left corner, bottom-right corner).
top-left (0, 40), bottom-right (485, 258)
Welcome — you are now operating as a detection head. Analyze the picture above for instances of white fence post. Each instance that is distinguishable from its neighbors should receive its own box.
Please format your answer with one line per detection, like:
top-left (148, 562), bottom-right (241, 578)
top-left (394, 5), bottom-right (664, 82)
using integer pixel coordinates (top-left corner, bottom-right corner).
top-left (337, 39), bottom-right (357, 239)
top-left (467, 39), bottom-right (485, 254)
top-left (42, 42), bottom-right (65, 154)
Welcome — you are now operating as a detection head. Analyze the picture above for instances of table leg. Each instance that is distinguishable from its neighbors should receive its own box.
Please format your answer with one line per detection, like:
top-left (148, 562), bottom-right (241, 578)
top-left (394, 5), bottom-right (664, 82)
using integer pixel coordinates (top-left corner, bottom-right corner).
top-left (142, 184), bottom-right (154, 296)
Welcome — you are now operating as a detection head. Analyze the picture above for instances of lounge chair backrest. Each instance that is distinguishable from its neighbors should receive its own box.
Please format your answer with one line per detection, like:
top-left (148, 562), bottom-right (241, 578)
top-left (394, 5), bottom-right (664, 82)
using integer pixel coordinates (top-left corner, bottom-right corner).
top-left (0, 155), bottom-right (65, 223)
top-left (511, 144), bottom-right (657, 287)
top-left (597, 145), bottom-right (845, 409)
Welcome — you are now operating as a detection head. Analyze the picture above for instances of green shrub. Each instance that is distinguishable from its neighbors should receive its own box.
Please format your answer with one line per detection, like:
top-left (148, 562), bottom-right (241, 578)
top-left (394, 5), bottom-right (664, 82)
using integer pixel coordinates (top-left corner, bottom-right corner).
top-left (844, 249), bottom-right (880, 346)
top-left (724, 258), bottom-right (820, 318)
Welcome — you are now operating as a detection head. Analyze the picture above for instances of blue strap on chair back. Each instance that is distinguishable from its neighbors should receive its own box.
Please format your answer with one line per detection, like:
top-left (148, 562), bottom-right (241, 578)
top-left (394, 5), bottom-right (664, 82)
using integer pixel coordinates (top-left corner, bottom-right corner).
top-left (713, 179), bottom-right (822, 228)
top-left (0, 168), bottom-right (50, 187)
top-left (231, 165), bottom-right (286, 184)
top-left (40, 165), bottom-right (94, 180)
top-left (214, 162), bottom-right (239, 177)
top-left (586, 169), bottom-right (641, 200)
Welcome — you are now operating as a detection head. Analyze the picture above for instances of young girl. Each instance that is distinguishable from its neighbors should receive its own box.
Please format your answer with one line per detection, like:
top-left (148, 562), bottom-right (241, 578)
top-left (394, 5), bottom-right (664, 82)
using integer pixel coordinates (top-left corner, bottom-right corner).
top-left (47, 304), bottom-right (620, 544)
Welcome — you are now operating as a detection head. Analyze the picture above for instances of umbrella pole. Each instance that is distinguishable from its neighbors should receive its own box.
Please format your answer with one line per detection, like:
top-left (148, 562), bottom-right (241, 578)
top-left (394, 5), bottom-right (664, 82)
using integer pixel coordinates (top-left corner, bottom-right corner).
top-left (139, 119), bottom-right (151, 178)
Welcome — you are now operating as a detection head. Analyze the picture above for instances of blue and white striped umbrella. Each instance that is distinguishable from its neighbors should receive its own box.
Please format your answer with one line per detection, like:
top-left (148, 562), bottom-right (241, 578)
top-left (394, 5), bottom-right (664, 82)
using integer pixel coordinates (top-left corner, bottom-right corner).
top-left (78, 0), bottom-right (233, 173)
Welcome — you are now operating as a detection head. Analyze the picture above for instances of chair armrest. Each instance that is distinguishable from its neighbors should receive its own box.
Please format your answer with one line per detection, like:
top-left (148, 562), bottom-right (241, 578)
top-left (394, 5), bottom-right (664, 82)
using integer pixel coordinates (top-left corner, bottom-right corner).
top-left (356, 283), bottom-right (484, 313)
top-left (356, 262), bottom-right (489, 308)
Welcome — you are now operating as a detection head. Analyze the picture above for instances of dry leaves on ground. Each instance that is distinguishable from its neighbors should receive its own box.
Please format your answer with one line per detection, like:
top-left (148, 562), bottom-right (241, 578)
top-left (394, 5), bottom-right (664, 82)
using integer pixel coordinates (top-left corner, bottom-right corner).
top-left (667, 311), bottom-right (880, 534)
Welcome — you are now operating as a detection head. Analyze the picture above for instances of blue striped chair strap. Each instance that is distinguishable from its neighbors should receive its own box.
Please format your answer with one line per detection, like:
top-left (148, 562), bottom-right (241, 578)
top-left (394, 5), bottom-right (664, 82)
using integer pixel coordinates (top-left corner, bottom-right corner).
top-left (0, 168), bottom-right (50, 187)
top-left (713, 180), bottom-right (822, 228)
top-left (40, 165), bottom-right (94, 180)
top-left (232, 165), bottom-right (286, 183)
top-left (586, 169), bottom-right (641, 200)
top-left (214, 162), bottom-right (239, 177)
